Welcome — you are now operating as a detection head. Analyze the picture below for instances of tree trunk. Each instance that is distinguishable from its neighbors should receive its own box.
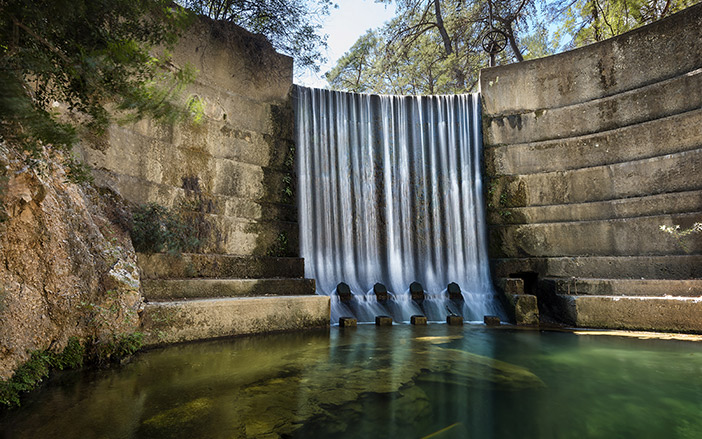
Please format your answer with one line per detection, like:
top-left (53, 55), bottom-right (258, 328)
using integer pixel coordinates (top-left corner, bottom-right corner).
top-left (504, 23), bottom-right (524, 62)
top-left (434, 0), bottom-right (454, 55)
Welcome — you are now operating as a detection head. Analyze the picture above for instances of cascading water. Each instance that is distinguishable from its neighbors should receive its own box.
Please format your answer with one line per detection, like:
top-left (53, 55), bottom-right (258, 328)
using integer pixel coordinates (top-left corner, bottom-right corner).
top-left (294, 86), bottom-right (504, 324)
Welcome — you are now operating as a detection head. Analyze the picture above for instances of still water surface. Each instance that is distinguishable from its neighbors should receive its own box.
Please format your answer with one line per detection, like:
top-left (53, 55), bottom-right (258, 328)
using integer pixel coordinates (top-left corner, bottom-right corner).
top-left (2, 325), bottom-right (702, 438)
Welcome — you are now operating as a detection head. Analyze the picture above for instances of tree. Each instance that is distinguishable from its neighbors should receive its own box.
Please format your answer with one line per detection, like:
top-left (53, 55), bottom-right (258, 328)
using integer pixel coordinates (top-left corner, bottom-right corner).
top-left (180, 0), bottom-right (333, 72)
top-left (549, 0), bottom-right (700, 47)
top-left (328, 0), bottom-right (536, 94)
top-left (0, 0), bottom-right (195, 178)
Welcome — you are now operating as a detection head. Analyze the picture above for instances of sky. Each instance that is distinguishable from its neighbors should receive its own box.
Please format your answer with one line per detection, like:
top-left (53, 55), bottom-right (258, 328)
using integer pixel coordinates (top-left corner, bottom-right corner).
top-left (296, 0), bottom-right (397, 88)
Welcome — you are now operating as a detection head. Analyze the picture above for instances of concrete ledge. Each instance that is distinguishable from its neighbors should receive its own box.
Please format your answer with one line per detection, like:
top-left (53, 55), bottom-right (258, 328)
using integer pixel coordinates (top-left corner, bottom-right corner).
top-left (491, 255), bottom-right (702, 280)
top-left (141, 295), bottom-right (330, 346)
top-left (557, 294), bottom-right (702, 333)
top-left (544, 278), bottom-right (702, 296)
top-left (491, 212), bottom-right (701, 258)
top-left (487, 108), bottom-right (702, 176)
top-left (489, 190), bottom-right (702, 225)
top-left (143, 278), bottom-right (316, 300)
top-left (138, 253), bottom-right (304, 279)
top-left (489, 147), bottom-right (702, 208)
top-left (484, 67), bottom-right (702, 145)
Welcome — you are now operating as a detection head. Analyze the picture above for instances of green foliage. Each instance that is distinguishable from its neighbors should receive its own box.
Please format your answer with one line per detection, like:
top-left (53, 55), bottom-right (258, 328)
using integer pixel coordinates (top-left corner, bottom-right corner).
top-left (548, 0), bottom-right (700, 47)
top-left (85, 333), bottom-right (144, 366)
top-left (327, 0), bottom-right (535, 94)
top-left (0, 332), bottom-right (144, 408)
top-left (181, 0), bottom-right (333, 73)
top-left (130, 203), bottom-right (201, 254)
top-left (0, 337), bottom-right (84, 408)
top-left (267, 232), bottom-right (292, 257)
top-left (0, 0), bottom-right (195, 179)
top-left (329, 0), bottom-right (700, 94)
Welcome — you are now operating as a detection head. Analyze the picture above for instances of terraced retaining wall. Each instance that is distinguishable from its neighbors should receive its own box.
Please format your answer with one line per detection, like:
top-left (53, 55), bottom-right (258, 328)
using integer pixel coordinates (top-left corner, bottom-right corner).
top-left (481, 4), bottom-right (702, 330)
top-left (76, 16), bottom-right (297, 257)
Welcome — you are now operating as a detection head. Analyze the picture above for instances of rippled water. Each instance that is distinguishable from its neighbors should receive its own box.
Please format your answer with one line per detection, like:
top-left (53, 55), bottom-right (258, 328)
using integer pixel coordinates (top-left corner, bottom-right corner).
top-left (2, 325), bottom-right (702, 438)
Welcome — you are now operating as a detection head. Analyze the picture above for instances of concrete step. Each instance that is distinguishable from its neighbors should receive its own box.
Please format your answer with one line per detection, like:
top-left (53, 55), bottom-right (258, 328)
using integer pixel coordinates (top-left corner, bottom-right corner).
top-left (142, 278), bottom-right (316, 301)
top-left (487, 146), bottom-right (702, 208)
top-left (486, 108), bottom-right (702, 176)
top-left (490, 211), bottom-right (701, 258)
top-left (554, 294), bottom-right (702, 333)
top-left (492, 255), bottom-right (702, 280)
top-left (488, 189), bottom-right (702, 225)
top-left (140, 295), bottom-right (330, 346)
top-left (542, 278), bottom-right (702, 297)
top-left (138, 253), bottom-right (305, 279)
top-left (484, 67), bottom-right (702, 145)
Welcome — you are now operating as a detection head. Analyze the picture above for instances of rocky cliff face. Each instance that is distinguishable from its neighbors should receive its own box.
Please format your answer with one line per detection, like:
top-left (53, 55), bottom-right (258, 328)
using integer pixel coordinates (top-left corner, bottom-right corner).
top-left (0, 144), bottom-right (143, 380)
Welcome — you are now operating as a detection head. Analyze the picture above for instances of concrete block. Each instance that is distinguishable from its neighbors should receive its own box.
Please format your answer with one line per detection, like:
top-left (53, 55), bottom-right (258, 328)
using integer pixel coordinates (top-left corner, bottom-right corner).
top-left (446, 315), bottom-right (463, 326)
top-left (375, 315), bottom-right (393, 326)
top-left (141, 295), bottom-right (330, 346)
top-left (556, 294), bottom-right (702, 333)
top-left (505, 293), bottom-right (540, 326)
top-left (484, 315), bottom-right (501, 326)
top-left (339, 317), bottom-right (357, 327)
top-left (410, 315), bottom-right (427, 325)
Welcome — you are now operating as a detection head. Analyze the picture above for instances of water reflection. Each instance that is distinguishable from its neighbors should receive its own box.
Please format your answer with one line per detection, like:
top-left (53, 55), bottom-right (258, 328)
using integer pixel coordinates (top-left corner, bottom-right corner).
top-left (2, 326), bottom-right (702, 438)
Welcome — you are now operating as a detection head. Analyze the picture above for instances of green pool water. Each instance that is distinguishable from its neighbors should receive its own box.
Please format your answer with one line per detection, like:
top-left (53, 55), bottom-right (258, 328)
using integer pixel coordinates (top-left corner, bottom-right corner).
top-left (2, 325), bottom-right (702, 438)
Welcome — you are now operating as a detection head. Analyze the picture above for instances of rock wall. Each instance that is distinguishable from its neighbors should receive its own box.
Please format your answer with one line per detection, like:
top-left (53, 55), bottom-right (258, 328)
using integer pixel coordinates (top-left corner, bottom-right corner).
top-left (481, 5), bottom-right (702, 325)
top-left (76, 16), bottom-right (297, 257)
top-left (0, 146), bottom-right (142, 380)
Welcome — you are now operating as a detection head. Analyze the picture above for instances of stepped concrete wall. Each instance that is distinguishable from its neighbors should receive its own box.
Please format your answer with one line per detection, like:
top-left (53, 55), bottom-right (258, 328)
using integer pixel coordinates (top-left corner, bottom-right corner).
top-left (481, 5), bottom-right (702, 328)
top-left (76, 16), bottom-right (297, 257)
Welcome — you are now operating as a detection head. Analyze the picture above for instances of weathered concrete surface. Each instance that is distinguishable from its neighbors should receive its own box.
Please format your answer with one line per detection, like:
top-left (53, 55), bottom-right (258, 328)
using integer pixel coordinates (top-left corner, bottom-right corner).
top-left (480, 3), bottom-right (702, 113)
top-left (481, 5), bottom-right (702, 331)
top-left (490, 190), bottom-right (702, 225)
top-left (543, 278), bottom-right (702, 297)
top-left (484, 67), bottom-right (702, 145)
top-left (492, 255), bottom-right (702, 280)
top-left (141, 295), bottom-right (330, 346)
top-left (488, 147), bottom-right (702, 208)
top-left (504, 293), bottom-right (540, 326)
top-left (487, 108), bottom-right (702, 176)
top-left (556, 295), bottom-right (702, 333)
top-left (76, 16), bottom-right (296, 256)
top-left (491, 212), bottom-right (701, 258)
top-left (142, 278), bottom-right (316, 300)
top-left (495, 278), bottom-right (525, 295)
top-left (137, 253), bottom-right (304, 279)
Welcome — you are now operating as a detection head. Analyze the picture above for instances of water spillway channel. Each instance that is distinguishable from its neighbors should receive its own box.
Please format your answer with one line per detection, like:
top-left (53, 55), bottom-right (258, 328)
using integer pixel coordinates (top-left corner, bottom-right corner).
top-left (294, 86), bottom-right (504, 323)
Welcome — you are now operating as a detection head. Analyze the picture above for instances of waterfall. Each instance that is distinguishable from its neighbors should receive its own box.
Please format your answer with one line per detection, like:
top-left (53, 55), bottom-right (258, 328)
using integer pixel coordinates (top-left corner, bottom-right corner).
top-left (294, 86), bottom-right (504, 324)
